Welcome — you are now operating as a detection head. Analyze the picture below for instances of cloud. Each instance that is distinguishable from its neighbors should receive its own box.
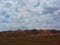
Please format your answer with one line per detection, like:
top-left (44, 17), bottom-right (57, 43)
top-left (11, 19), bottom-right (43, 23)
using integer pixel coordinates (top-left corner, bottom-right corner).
top-left (0, 0), bottom-right (60, 31)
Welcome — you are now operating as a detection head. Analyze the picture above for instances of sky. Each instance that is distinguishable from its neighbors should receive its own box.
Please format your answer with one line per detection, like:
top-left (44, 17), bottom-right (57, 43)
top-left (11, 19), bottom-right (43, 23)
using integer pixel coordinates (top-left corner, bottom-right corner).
top-left (0, 0), bottom-right (60, 31)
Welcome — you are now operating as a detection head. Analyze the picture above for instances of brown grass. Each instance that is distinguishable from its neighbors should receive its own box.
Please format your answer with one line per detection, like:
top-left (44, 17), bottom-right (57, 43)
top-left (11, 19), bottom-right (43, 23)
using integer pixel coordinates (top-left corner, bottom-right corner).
top-left (0, 29), bottom-right (60, 45)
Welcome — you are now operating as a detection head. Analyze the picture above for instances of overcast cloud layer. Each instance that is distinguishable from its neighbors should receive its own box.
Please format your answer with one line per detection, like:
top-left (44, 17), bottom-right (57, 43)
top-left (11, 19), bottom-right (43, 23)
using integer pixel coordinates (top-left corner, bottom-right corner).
top-left (0, 0), bottom-right (60, 31)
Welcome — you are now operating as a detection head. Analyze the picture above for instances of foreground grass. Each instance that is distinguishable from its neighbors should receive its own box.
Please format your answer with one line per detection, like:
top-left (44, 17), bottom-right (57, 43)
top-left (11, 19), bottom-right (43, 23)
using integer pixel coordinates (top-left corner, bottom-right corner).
top-left (0, 30), bottom-right (60, 45)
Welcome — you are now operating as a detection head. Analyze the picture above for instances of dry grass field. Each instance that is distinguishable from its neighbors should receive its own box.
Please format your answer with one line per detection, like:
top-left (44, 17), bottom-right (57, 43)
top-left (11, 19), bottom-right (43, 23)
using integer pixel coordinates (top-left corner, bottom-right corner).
top-left (0, 29), bottom-right (60, 45)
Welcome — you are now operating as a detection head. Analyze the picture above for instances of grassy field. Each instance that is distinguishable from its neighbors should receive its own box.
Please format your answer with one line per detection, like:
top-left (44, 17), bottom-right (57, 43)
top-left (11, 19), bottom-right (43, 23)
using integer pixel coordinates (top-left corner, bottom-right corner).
top-left (0, 30), bottom-right (60, 45)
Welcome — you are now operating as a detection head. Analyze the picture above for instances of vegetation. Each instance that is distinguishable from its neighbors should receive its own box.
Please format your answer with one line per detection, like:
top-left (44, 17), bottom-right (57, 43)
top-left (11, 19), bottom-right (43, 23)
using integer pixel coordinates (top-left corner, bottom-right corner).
top-left (0, 29), bottom-right (60, 45)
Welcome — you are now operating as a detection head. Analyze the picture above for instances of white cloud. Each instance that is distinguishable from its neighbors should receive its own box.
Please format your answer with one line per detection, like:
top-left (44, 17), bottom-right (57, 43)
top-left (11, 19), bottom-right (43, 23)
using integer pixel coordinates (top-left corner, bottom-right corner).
top-left (0, 0), bottom-right (60, 31)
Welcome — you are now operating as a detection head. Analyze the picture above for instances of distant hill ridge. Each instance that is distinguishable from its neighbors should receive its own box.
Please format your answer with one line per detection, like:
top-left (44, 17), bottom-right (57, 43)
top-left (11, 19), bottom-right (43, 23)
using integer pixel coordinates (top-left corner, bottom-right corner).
top-left (0, 29), bottom-right (60, 38)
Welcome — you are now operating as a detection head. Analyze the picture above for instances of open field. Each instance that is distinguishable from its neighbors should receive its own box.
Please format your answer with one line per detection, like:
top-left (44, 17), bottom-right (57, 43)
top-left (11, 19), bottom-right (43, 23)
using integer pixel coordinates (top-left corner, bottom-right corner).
top-left (0, 29), bottom-right (60, 45)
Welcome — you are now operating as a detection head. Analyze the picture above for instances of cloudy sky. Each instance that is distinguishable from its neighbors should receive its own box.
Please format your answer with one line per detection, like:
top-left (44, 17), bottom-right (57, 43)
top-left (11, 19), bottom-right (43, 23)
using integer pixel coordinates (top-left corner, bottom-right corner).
top-left (0, 0), bottom-right (60, 31)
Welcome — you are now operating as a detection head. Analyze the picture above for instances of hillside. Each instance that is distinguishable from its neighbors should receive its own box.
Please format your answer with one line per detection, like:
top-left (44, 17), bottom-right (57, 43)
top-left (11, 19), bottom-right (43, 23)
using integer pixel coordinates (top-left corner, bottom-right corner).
top-left (0, 29), bottom-right (60, 45)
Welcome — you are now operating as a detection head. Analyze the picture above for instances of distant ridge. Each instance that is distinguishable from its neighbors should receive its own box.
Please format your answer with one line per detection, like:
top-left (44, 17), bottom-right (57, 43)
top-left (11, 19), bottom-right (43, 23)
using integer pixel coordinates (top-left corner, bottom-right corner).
top-left (0, 29), bottom-right (60, 37)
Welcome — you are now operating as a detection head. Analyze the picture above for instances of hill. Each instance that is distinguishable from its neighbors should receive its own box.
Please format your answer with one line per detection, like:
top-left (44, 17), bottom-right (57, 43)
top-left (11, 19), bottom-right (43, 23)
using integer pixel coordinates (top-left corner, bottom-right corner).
top-left (0, 29), bottom-right (60, 45)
